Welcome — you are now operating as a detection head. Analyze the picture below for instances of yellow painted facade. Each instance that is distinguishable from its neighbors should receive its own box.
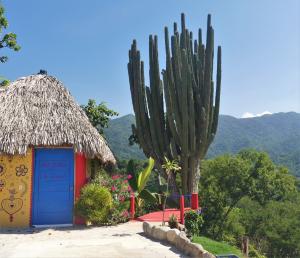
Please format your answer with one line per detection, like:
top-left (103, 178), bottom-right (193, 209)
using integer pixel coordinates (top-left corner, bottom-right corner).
top-left (0, 148), bottom-right (32, 228)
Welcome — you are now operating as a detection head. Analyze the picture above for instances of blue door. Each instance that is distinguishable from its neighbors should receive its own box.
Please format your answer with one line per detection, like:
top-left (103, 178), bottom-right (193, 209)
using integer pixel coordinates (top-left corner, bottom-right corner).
top-left (32, 148), bottom-right (74, 225)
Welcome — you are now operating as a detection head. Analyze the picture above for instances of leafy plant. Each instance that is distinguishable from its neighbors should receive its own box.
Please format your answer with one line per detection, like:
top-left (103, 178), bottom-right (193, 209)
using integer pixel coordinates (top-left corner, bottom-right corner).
top-left (129, 157), bottom-right (156, 215)
top-left (168, 214), bottom-right (179, 229)
top-left (161, 157), bottom-right (181, 225)
top-left (75, 184), bottom-right (112, 224)
top-left (184, 210), bottom-right (204, 236)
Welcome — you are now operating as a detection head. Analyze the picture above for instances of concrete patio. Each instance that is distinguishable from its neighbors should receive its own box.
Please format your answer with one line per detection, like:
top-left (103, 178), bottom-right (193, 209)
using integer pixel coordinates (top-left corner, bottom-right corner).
top-left (0, 221), bottom-right (187, 258)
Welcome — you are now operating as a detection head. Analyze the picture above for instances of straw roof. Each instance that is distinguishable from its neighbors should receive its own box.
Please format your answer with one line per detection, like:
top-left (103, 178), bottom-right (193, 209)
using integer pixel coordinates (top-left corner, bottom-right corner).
top-left (0, 74), bottom-right (116, 164)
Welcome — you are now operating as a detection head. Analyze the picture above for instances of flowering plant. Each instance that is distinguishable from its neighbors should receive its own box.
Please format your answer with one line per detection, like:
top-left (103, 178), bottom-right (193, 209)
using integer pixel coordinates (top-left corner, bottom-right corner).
top-left (93, 172), bottom-right (133, 225)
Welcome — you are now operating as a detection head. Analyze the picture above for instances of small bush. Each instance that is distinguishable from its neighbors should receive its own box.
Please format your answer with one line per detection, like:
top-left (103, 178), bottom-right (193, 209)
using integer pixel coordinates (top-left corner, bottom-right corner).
top-left (168, 214), bottom-right (179, 229)
top-left (184, 210), bottom-right (204, 236)
top-left (75, 183), bottom-right (112, 224)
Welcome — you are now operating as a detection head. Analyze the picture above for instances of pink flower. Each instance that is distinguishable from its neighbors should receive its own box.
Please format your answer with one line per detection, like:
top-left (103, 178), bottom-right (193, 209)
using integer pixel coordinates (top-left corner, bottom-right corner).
top-left (119, 196), bottom-right (125, 202)
top-left (127, 186), bottom-right (132, 192)
top-left (122, 210), bottom-right (129, 217)
top-left (123, 179), bottom-right (128, 183)
top-left (112, 175), bottom-right (119, 180)
top-left (111, 185), bottom-right (116, 191)
top-left (127, 174), bottom-right (133, 179)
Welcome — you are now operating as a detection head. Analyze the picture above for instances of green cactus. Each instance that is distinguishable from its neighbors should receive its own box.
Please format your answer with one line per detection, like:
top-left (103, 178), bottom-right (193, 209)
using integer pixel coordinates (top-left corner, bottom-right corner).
top-left (128, 13), bottom-right (222, 194)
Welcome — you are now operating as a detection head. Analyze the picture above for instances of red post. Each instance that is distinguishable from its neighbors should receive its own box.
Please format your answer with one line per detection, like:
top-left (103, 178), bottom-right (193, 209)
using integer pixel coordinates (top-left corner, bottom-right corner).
top-left (130, 194), bottom-right (135, 219)
top-left (191, 193), bottom-right (199, 210)
top-left (180, 195), bottom-right (185, 224)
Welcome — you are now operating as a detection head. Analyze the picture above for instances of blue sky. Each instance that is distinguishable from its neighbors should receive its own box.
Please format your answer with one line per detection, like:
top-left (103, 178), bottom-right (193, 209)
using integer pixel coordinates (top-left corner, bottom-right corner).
top-left (1, 0), bottom-right (299, 118)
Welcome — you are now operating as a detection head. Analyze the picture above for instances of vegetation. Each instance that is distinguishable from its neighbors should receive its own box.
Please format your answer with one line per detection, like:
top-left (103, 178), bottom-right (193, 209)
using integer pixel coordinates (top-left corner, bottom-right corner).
top-left (127, 13), bottom-right (222, 194)
top-left (192, 236), bottom-right (244, 257)
top-left (238, 197), bottom-right (300, 258)
top-left (198, 150), bottom-right (299, 257)
top-left (168, 214), bottom-right (179, 229)
top-left (184, 210), bottom-right (204, 237)
top-left (207, 112), bottom-right (300, 178)
top-left (75, 184), bottom-right (113, 224)
top-left (161, 157), bottom-right (181, 224)
top-left (103, 112), bottom-right (300, 177)
top-left (0, 3), bottom-right (20, 86)
top-left (81, 99), bottom-right (118, 135)
top-left (93, 172), bottom-right (131, 225)
top-left (128, 157), bottom-right (157, 215)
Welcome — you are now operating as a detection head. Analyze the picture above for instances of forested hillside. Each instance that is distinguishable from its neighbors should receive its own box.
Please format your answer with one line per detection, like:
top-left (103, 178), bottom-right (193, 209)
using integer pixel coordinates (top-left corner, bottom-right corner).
top-left (104, 112), bottom-right (300, 177)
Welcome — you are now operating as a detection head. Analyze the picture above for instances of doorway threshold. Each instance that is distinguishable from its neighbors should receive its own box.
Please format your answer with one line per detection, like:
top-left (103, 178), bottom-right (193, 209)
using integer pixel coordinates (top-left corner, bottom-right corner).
top-left (32, 224), bottom-right (73, 228)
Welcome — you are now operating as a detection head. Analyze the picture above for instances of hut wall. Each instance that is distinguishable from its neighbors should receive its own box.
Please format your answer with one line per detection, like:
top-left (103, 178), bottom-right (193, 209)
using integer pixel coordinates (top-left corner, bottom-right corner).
top-left (0, 148), bottom-right (33, 228)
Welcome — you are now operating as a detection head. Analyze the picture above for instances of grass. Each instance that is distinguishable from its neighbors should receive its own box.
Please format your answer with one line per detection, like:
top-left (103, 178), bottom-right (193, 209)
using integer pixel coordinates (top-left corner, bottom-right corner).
top-left (192, 236), bottom-right (244, 257)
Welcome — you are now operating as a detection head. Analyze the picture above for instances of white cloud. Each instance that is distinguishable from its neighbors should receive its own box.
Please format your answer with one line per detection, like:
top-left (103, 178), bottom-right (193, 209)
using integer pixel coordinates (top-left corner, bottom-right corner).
top-left (241, 112), bottom-right (255, 118)
top-left (241, 111), bottom-right (272, 119)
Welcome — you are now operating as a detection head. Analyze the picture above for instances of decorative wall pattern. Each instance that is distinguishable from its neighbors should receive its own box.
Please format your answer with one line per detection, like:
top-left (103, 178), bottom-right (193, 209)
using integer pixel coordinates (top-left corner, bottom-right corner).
top-left (0, 148), bottom-right (32, 227)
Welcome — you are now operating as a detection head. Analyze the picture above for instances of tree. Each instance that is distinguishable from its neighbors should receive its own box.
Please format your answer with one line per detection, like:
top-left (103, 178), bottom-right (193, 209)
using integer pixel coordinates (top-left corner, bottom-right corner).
top-left (199, 150), bottom-right (297, 239)
top-left (128, 13), bottom-right (222, 194)
top-left (238, 197), bottom-right (300, 258)
top-left (0, 3), bottom-right (20, 85)
top-left (81, 99), bottom-right (118, 135)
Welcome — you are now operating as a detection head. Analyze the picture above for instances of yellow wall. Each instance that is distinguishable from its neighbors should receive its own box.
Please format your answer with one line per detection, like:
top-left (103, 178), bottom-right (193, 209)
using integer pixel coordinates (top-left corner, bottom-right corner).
top-left (0, 148), bottom-right (32, 228)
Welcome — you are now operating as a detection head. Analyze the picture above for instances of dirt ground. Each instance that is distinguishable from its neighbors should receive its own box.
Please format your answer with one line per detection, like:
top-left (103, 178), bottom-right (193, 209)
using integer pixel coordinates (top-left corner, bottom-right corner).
top-left (0, 221), bottom-right (187, 258)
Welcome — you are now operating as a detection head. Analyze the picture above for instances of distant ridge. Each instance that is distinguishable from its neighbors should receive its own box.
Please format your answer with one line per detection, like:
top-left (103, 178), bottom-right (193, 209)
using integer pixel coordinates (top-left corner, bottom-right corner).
top-left (104, 112), bottom-right (300, 177)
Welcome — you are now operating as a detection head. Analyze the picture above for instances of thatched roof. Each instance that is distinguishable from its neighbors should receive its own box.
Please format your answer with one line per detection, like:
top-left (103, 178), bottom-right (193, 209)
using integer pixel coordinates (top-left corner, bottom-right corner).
top-left (0, 74), bottom-right (116, 164)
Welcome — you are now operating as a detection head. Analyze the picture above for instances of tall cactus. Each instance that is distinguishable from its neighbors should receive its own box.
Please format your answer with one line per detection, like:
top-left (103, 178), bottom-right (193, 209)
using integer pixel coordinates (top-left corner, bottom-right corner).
top-left (128, 13), bottom-right (222, 194)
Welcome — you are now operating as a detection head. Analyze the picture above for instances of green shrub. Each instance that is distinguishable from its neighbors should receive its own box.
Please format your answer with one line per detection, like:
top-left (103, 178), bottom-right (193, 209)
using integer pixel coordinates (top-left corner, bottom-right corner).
top-left (75, 183), bottom-right (112, 224)
top-left (168, 214), bottom-right (179, 229)
top-left (184, 210), bottom-right (204, 236)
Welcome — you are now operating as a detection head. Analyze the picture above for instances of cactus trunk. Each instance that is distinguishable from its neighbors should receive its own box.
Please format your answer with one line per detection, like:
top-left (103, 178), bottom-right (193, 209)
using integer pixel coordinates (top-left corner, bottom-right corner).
top-left (128, 13), bottom-right (222, 194)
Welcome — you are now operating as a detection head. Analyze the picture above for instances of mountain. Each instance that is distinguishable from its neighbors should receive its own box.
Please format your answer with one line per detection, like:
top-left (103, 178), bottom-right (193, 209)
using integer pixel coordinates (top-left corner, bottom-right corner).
top-left (104, 112), bottom-right (300, 177)
top-left (104, 114), bottom-right (145, 160)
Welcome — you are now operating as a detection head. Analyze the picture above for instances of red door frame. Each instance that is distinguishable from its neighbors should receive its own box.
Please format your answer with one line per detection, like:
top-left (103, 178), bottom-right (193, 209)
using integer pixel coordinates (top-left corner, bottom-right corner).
top-left (75, 152), bottom-right (87, 224)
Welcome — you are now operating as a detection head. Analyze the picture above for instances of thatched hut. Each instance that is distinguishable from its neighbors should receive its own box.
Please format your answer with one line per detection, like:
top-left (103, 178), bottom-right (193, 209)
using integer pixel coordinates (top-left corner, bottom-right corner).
top-left (0, 73), bottom-right (115, 227)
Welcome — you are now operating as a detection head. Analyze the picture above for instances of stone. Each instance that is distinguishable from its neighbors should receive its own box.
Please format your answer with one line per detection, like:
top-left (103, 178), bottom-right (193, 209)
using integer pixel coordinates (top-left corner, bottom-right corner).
top-left (201, 251), bottom-right (216, 258)
top-left (166, 228), bottom-right (180, 243)
top-left (175, 232), bottom-right (190, 251)
top-left (149, 225), bottom-right (156, 236)
top-left (185, 243), bottom-right (206, 257)
top-left (177, 223), bottom-right (185, 231)
top-left (142, 221), bottom-right (151, 235)
top-left (152, 226), bottom-right (169, 240)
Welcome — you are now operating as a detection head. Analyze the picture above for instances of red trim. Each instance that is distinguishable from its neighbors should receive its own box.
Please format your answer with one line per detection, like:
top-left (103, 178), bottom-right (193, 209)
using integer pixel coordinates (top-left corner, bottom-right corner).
top-left (75, 152), bottom-right (87, 224)
top-left (29, 148), bottom-right (34, 226)
top-left (191, 193), bottom-right (199, 210)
